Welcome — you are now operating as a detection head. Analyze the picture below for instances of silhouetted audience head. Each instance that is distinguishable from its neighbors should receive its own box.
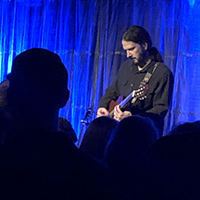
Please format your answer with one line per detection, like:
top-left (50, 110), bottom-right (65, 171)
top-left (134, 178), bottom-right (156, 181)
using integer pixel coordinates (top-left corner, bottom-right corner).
top-left (6, 48), bottom-right (69, 131)
top-left (169, 120), bottom-right (200, 135)
top-left (0, 77), bottom-right (76, 143)
top-left (100, 115), bottom-right (158, 196)
top-left (104, 115), bottom-right (159, 176)
top-left (139, 126), bottom-right (200, 199)
top-left (59, 117), bottom-right (77, 143)
top-left (80, 116), bottom-right (118, 161)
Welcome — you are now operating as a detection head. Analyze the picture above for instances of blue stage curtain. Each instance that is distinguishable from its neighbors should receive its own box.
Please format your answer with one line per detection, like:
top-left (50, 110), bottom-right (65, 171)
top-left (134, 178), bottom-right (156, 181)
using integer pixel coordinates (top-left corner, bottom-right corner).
top-left (0, 0), bottom-right (200, 137)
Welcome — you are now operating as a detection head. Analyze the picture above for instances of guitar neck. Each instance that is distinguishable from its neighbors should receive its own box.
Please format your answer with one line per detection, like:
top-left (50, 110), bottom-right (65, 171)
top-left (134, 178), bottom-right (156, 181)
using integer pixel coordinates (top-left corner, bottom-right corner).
top-left (119, 90), bottom-right (135, 108)
top-left (109, 90), bottom-right (135, 117)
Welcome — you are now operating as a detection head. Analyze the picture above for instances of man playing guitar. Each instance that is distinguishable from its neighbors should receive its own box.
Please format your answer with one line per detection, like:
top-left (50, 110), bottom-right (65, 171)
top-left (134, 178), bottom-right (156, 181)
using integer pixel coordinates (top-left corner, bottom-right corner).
top-left (97, 26), bottom-right (174, 136)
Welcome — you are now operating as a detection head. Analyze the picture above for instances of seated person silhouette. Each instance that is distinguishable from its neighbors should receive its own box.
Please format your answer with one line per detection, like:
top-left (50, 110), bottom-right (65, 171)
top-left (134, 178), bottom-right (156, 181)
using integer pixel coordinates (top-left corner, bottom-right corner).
top-left (0, 48), bottom-right (129, 200)
top-left (138, 121), bottom-right (200, 200)
top-left (104, 115), bottom-right (159, 196)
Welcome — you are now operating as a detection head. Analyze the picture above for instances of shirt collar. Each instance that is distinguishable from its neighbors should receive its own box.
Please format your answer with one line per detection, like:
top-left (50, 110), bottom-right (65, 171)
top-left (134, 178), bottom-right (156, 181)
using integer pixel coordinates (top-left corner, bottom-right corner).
top-left (134, 60), bottom-right (156, 73)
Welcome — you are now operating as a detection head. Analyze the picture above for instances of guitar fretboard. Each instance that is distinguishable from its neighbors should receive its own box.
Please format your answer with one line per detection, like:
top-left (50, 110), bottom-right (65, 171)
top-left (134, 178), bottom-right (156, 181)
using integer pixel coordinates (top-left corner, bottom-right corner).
top-left (119, 90), bottom-right (135, 108)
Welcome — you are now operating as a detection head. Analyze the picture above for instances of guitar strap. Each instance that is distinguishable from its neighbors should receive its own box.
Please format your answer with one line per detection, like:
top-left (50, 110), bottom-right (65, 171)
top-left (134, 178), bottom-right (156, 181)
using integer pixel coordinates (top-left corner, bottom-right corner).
top-left (131, 62), bottom-right (160, 103)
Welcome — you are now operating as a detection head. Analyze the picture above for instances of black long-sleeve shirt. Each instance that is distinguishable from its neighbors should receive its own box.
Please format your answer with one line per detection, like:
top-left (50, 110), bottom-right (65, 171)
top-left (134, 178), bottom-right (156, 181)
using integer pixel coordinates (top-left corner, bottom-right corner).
top-left (98, 59), bottom-right (174, 134)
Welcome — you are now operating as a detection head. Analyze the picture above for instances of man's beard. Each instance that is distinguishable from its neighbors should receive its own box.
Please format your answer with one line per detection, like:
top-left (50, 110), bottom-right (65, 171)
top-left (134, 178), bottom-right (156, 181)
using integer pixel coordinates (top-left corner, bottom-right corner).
top-left (131, 50), bottom-right (148, 68)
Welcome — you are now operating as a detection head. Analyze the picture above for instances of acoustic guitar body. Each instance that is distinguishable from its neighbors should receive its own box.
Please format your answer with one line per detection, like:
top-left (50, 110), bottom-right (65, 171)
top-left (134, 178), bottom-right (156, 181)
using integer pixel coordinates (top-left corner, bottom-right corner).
top-left (108, 95), bottom-right (124, 112)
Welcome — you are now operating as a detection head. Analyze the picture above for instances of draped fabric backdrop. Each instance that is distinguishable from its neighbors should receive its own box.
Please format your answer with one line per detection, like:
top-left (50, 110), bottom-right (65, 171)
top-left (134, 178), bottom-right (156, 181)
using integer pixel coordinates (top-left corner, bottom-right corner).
top-left (0, 0), bottom-right (200, 138)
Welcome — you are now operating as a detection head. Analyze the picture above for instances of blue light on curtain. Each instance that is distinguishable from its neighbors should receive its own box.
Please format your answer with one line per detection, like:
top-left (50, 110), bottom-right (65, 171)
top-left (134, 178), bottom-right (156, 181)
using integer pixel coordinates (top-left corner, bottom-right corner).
top-left (1, 0), bottom-right (200, 137)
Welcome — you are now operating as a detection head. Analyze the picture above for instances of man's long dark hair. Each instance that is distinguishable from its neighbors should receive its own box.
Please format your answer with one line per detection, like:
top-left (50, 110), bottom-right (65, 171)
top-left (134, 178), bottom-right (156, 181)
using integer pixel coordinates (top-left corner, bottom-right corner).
top-left (123, 26), bottom-right (163, 62)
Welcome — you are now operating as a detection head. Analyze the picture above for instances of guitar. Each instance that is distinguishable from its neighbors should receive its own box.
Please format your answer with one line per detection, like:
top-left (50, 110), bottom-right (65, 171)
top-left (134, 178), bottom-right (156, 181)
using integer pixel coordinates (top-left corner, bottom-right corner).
top-left (108, 84), bottom-right (148, 118)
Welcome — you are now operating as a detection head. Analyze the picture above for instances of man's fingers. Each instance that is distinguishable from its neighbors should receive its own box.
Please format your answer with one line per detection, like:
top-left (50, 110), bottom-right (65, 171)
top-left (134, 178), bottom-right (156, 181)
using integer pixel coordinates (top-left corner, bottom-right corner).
top-left (97, 108), bottom-right (109, 117)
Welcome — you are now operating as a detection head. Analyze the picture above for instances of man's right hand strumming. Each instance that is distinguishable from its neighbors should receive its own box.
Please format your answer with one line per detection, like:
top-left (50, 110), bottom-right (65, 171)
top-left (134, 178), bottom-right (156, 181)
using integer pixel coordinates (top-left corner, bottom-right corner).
top-left (97, 107), bottom-right (109, 118)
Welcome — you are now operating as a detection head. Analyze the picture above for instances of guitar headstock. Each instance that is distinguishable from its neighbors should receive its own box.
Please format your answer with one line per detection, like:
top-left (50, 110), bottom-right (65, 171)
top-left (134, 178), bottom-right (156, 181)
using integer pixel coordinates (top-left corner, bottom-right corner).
top-left (135, 84), bottom-right (149, 100)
